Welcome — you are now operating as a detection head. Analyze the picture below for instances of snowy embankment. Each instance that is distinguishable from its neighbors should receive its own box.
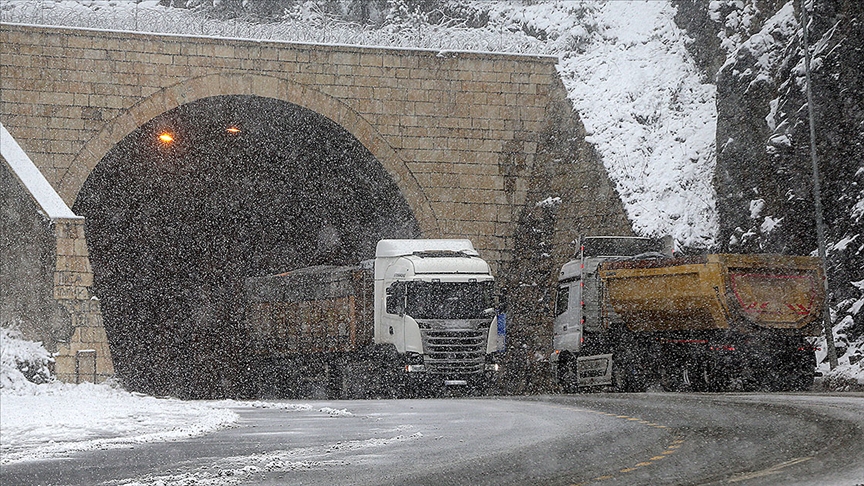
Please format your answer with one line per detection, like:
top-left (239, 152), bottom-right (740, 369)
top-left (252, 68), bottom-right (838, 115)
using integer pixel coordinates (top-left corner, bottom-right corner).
top-left (0, 328), bottom-right (357, 465)
top-left (510, 1), bottom-right (719, 248)
top-left (0, 328), bottom-right (236, 465)
top-left (817, 280), bottom-right (864, 390)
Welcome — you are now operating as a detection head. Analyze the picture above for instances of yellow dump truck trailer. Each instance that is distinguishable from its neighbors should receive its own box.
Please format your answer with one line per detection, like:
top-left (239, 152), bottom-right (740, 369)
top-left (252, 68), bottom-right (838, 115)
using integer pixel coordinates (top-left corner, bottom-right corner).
top-left (552, 237), bottom-right (824, 392)
top-left (600, 254), bottom-right (824, 334)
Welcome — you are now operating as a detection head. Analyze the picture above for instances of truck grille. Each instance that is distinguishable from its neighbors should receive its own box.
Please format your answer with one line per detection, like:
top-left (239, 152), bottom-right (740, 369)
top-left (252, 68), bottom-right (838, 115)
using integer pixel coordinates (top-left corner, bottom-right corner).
top-left (421, 329), bottom-right (487, 375)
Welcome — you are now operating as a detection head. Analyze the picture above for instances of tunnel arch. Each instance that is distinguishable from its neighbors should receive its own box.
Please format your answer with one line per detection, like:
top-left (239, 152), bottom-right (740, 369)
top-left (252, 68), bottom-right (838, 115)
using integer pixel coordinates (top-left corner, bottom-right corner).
top-left (72, 93), bottom-right (424, 398)
top-left (62, 73), bottom-right (440, 235)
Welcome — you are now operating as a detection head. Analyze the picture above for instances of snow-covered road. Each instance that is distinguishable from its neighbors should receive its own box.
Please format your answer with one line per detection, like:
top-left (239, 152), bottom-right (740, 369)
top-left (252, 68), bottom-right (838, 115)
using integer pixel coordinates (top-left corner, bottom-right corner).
top-left (3, 390), bottom-right (863, 486)
top-left (0, 383), bottom-right (237, 465)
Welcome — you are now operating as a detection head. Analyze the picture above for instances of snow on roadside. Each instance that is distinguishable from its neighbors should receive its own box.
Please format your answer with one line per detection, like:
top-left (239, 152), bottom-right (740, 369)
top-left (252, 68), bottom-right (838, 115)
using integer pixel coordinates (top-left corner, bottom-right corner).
top-left (107, 432), bottom-right (424, 486)
top-left (0, 327), bottom-right (53, 393)
top-left (816, 282), bottom-right (864, 389)
top-left (244, 400), bottom-right (354, 417)
top-left (0, 328), bottom-right (366, 466)
top-left (1, 328), bottom-right (237, 465)
top-left (0, 383), bottom-right (238, 465)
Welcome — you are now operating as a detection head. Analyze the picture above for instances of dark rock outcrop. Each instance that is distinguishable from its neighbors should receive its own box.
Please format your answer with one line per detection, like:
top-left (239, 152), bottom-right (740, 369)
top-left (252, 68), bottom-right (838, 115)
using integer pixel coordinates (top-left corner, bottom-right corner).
top-left (674, 0), bottom-right (864, 355)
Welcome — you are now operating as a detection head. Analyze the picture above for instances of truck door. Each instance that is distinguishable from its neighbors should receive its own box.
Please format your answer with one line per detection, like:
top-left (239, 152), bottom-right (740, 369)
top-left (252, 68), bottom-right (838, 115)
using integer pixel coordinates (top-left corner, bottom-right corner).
top-left (554, 279), bottom-right (583, 352)
top-left (384, 281), bottom-right (407, 352)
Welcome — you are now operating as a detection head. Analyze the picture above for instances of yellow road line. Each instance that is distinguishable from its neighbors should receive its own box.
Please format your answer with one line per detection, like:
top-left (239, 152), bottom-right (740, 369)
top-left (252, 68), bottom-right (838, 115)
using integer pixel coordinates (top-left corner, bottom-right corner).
top-left (551, 403), bottom-right (684, 485)
top-left (727, 456), bottom-right (814, 483)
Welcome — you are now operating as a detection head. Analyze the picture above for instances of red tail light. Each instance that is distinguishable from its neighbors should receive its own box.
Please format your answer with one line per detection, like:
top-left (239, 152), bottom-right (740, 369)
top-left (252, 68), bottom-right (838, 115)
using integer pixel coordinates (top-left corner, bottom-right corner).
top-left (710, 345), bottom-right (736, 352)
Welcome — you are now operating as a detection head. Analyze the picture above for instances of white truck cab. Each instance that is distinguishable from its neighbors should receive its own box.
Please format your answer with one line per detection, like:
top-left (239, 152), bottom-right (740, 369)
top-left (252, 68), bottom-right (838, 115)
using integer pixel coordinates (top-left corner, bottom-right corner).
top-left (374, 239), bottom-right (501, 380)
top-left (552, 236), bottom-right (672, 388)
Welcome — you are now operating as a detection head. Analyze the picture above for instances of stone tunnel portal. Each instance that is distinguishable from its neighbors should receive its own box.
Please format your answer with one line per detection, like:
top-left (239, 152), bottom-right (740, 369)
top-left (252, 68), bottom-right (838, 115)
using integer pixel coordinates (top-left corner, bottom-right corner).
top-left (74, 95), bottom-right (421, 398)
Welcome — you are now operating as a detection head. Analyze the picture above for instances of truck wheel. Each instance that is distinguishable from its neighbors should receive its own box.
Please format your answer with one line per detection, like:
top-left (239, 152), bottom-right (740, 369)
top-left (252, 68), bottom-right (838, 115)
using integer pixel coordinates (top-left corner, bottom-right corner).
top-left (557, 354), bottom-right (579, 394)
top-left (381, 363), bottom-right (404, 399)
top-left (783, 351), bottom-right (816, 391)
top-left (753, 357), bottom-right (785, 392)
top-left (392, 374), bottom-right (411, 399)
top-left (469, 379), bottom-right (489, 397)
top-left (658, 366), bottom-right (680, 392)
top-left (659, 361), bottom-right (703, 392)
top-left (786, 369), bottom-right (815, 392)
top-left (612, 357), bottom-right (645, 392)
top-left (612, 361), bottom-right (628, 392)
top-left (325, 357), bottom-right (345, 400)
top-left (356, 344), bottom-right (402, 399)
top-left (705, 359), bottom-right (732, 392)
top-left (686, 360), bottom-right (711, 392)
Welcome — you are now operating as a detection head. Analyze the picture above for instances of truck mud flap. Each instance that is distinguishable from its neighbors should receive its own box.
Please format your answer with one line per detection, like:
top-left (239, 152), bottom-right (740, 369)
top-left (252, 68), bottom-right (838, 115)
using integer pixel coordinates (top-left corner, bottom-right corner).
top-left (577, 353), bottom-right (613, 387)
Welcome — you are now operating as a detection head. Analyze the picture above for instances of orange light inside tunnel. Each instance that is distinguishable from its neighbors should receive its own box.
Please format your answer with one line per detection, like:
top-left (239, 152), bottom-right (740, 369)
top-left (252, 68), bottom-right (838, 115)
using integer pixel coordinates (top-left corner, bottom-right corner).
top-left (226, 126), bottom-right (241, 134)
top-left (158, 132), bottom-right (174, 144)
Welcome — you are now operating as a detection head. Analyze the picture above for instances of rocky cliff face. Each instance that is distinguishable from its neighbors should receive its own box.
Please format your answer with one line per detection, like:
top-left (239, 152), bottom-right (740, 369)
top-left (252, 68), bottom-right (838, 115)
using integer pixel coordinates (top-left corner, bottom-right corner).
top-left (674, 0), bottom-right (863, 372)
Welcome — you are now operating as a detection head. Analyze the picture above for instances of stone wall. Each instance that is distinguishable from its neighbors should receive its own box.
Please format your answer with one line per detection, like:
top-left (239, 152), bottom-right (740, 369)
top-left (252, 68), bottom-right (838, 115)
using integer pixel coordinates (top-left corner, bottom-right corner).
top-left (52, 218), bottom-right (114, 384)
top-left (1, 151), bottom-right (113, 384)
top-left (497, 77), bottom-right (632, 393)
top-left (0, 23), bottom-right (572, 272)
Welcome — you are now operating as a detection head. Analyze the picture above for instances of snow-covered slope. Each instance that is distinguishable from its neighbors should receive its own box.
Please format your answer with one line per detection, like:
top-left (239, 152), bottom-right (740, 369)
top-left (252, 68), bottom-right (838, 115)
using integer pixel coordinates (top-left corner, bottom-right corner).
top-left (545, 2), bottom-right (717, 247)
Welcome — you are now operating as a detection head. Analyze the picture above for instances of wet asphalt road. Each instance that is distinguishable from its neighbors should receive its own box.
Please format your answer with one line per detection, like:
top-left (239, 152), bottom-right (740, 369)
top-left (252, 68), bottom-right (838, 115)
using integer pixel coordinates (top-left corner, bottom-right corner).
top-left (2, 393), bottom-right (863, 486)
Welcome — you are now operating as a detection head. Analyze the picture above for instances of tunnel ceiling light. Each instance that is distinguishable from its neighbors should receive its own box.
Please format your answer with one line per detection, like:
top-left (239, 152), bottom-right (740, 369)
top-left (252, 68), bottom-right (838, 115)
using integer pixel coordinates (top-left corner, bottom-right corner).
top-left (226, 126), bottom-right (241, 134)
top-left (158, 132), bottom-right (174, 144)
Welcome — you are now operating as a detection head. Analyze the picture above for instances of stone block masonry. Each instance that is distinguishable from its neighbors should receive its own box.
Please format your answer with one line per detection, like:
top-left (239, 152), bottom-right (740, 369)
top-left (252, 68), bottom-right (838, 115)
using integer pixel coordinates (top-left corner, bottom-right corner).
top-left (1, 162), bottom-right (114, 384)
top-left (0, 23), bottom-right (586, 272)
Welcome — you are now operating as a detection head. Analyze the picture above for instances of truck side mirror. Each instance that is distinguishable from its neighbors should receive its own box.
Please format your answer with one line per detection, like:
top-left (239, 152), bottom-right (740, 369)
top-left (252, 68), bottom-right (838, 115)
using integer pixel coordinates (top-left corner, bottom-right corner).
top-left (661, 235), bottom-right (675, 257)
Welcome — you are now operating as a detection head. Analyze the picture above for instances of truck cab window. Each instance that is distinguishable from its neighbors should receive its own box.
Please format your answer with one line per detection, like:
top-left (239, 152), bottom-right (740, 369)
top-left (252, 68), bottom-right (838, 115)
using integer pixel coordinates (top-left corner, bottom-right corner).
top-left (555, 285), bottom-right (570, 316)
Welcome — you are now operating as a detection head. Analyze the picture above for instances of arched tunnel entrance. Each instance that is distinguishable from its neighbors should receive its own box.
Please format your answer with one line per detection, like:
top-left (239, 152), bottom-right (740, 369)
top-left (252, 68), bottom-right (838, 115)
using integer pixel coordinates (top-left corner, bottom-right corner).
top-left (74, 95), bottom-right (421, 398)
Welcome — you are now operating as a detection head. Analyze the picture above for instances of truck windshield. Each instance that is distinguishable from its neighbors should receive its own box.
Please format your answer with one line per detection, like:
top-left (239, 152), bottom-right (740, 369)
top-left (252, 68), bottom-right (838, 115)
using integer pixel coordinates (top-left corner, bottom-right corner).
top-left (582, 237), bottom-right (664, 257)
top-left (406, 281), bottom-right (494, 320)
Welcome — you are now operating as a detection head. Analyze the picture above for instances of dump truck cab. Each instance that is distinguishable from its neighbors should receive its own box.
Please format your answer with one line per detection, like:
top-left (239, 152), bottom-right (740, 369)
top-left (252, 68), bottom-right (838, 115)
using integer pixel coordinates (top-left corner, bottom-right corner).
top-left (553, 236), bottom-right (672, 355)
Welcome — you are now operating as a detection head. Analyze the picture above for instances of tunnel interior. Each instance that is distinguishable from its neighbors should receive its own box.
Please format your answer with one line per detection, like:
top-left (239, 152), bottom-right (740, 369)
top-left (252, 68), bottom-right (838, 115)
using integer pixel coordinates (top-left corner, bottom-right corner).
top-left (74, 95), bottom-right (420, 398)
